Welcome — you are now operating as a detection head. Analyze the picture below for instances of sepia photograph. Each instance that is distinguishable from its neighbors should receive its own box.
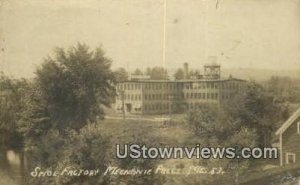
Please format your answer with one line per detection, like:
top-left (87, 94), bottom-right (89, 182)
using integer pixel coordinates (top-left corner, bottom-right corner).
top-left (0, 0), bottom-right (300, 184)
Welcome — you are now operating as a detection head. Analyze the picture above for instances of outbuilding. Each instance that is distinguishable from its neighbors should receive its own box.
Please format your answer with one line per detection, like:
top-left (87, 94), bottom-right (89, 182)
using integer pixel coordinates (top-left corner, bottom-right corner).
top-left (276, 108), bottom-right (300, 166)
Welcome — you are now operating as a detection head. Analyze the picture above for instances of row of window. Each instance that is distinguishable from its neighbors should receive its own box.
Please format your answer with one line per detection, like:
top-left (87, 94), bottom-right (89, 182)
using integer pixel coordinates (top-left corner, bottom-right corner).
top-left (121, 94), bottom-right (142, 101)
top-left (185, 82), bottom-right (240, 90)
top-left (117, 83), bottom-right (181, 91)
top-left (185, 93), bottom-right (219, 100)
top-left (118, 92), bottom-right (234, 101)
top-left (144, 83), bottom-right (182, 90)
top-left (144, 102), bottom-right (217, 112)
top-left (144, 94), bottom-right (178, 101)
top-left (144, 103), bottom-right (171, 111)
top-left (117, 82), bottom-right (242, 91)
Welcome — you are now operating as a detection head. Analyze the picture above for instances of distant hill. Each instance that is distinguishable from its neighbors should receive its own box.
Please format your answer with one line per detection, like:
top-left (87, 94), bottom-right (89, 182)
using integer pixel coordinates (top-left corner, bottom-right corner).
top-left (166, 67), bottom-right (300, 82)
top-left (221, 68), bottom-right (300, 82)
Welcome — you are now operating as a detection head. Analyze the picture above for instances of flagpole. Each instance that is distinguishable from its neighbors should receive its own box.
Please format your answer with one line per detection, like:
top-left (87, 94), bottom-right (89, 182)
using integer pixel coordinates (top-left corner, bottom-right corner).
top-left (162, 0), bottom-right (167, 68)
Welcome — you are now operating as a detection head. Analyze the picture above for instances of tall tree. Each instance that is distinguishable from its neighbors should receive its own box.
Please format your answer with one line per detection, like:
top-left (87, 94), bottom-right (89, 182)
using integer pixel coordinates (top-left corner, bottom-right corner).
top-left (21, 44), bottom-right (116, 184)
top-left (145, 67), bottom-right (169, 80)
top-left (174, 68), bottom-right (184, 80)
top-left (0, 74), bottom-right (29, 179)
top-left (23, 43), bottom-right (116, 133)
top-left (224, 82), bottom-right (287, 146)
top-left (132, 68), bottom-right (143, 76)
top-left (266, 76), bottom-right (298, 102)
top-left (114, 67), bottom-right (128, 82)
top-left (187, 104), bottom-right (257, 185)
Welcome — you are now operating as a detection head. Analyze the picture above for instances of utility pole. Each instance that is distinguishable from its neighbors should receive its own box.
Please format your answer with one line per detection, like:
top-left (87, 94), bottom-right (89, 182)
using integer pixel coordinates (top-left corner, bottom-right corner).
top-left (120, 90), bottom-right (125, 120)
top-left (168, 95), bottom-right (173, 117)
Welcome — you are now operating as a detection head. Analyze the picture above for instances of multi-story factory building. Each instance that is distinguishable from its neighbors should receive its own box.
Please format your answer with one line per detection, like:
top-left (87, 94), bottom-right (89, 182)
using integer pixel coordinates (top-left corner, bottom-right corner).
top-left (115, 64), bottom-right (247, 114)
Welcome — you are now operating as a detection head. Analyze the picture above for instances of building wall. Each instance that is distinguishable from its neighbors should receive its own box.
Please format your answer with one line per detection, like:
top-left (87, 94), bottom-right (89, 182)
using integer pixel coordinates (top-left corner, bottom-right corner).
top-left (282, 117), bottom-right (300, 165)
top-left (219, 80), bottom-right (246, 103)
top-left (183, 81), bottom-right (220, 110)
top-left (142, 82), bottom-right (183, 114)
top-left (115, 79), bottom-right (247, 114)
top-left (115, 82), bottom-right (143, 113)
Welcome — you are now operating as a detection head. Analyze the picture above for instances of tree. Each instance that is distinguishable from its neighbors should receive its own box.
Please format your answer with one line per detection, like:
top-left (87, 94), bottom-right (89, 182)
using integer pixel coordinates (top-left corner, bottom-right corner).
top-left (132, 68), bottom-right (143, 76)
top-left (266, 76), bottom-right (299, 102)
top-left (174, 68), bottom-right (184, 80)
top-left (20, 44), bottom-right (116, 184)
top-left (26, 124), bottom-right (110, 185)
top-left (145, 67), bottom-right (169, 80)
top-left (189, 69), bottom-right (201, 79)
top-left (0, 74), bottom-right (30, 180)
top-left (187, 104), bottom-right (257, 185)
top-left (224, 82), bottom-right (288, 147)
top-left (26, 43), bottom-right (116, 132)
top-left (114, 67), bottom-right (128, 82)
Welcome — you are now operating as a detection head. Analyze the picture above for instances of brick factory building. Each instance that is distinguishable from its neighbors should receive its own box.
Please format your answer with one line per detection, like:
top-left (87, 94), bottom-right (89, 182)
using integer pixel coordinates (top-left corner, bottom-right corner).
top-left (115, 64), bottom-right (247, 114)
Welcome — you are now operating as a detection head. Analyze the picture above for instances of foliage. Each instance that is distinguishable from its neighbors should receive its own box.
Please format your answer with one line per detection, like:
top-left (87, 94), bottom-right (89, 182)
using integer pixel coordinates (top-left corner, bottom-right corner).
top-left (189, 69), bottom-right (201, 79)
top-left (265, 76), bottom-right (300, 102)
top-left (145, 67), bottom-right (169, 80)
top-left (187, 104), bottom-right (257, 184)
top-left (224, 82), bottom-right (288, 146)
top-left (174, 68), bottom-right (185, 80)
top-left (26, 124), bottom-right (110, 185)
top-left (0, 74), bottom-right (30, 168)
top-left (114, 67), bottom-right (129, 82)
top-left (18, 44), bottom-right (116, 185)
top-left (186, 82), bottom-right (290, 184)
top-left (132, 68), bottom-right (143, 76)
top-left (25, 43), bottom-right (116, 132)
top-left (116, 137), bottom-right (165, 185)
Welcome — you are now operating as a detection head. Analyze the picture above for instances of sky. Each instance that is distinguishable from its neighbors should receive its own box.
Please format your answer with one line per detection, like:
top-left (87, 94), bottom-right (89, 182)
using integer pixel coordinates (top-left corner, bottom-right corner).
top-left (0, 0), bottom-right (299, 78)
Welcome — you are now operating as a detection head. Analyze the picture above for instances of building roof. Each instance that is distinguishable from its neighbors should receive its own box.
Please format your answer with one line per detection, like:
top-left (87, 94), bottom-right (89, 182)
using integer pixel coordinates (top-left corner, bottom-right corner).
top-left (275, 108), bottom-right (300, 135)
top-left (119, 78), bottom-right (246, 83)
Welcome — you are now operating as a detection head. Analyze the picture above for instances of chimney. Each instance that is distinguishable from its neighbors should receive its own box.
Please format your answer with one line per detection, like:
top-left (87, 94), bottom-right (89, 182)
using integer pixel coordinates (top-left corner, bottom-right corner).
top-left (183, 63), bottom-right (189, 79)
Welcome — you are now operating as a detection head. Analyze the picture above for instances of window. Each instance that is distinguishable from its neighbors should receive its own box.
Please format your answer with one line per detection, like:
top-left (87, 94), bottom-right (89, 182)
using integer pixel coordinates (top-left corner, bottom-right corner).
top-left (286, 152), bottom-right (296, 164)
top-left (297, 122), bottom-right (300, 133)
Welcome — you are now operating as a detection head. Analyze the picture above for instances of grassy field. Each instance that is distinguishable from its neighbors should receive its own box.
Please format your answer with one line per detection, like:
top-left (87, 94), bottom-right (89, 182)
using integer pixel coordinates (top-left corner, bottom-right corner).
top-left (97, 112), bottom-right (298, 185)
top-left (2, 111), bottom-right (295, 185)
top-left (97, 114), bottom-right (195, 156)
top-left (95, 114), bottom-right (225, 184)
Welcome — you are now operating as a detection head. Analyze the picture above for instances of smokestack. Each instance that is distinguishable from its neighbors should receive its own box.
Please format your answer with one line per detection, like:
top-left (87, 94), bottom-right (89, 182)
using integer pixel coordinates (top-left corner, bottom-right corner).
top-left (183, 63), bottom-right (189, 79)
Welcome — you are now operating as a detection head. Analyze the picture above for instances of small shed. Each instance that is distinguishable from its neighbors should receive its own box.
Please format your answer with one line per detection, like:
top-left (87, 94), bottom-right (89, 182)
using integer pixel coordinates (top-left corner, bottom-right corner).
top-left (276, 108), bottom-right (300, 166)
